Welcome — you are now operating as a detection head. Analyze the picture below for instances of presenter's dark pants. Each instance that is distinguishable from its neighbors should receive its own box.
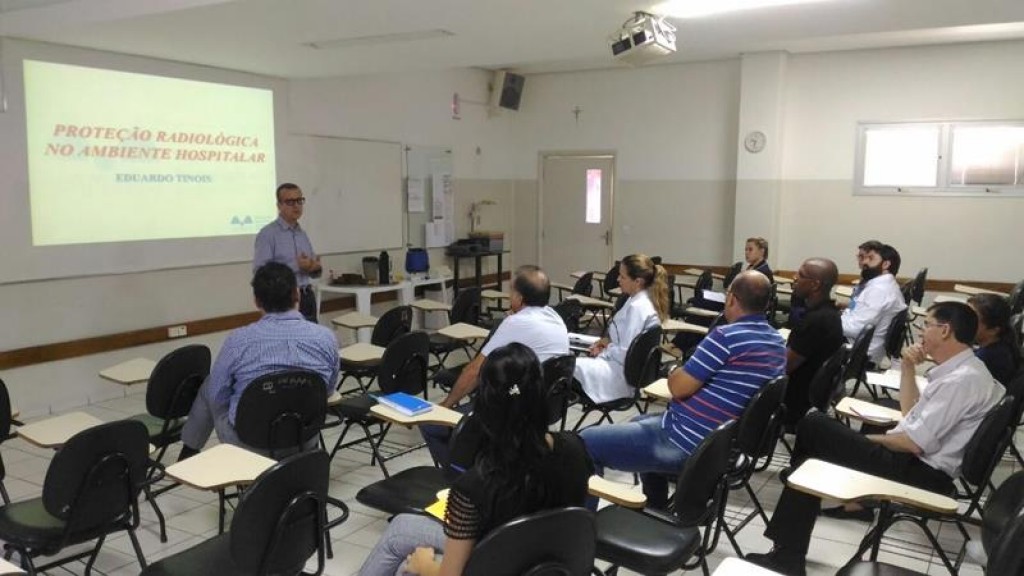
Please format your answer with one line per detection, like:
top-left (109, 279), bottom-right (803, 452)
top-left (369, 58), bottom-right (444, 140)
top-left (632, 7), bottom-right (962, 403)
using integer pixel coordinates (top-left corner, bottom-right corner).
top-left (299, 286), bottom-right (317, 323)
top-left (764, 411), bottom-right (952, 555)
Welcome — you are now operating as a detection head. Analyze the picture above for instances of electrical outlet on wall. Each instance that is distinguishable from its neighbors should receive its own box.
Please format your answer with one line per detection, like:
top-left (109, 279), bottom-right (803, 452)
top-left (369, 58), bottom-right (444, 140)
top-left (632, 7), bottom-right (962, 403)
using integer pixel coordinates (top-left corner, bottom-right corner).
top-left (168, 325), bottom-right (188, 338)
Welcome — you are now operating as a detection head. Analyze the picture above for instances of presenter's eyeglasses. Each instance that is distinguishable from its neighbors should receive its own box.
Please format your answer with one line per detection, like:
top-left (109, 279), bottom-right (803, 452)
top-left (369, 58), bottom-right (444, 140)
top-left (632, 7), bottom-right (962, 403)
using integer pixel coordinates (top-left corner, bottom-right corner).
top-left (280, 198), bottom-right (306, 207)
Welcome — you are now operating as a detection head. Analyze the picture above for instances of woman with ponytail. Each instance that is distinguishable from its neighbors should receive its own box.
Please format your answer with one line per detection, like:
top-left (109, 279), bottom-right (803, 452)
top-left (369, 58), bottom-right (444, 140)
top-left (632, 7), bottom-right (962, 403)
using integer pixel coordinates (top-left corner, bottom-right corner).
top-left (574, 254), bottom-right (668, 404)
top-left (358, 343), bottom-right (593, 576)
top-left (967, 293), bottom-right (1020, 386)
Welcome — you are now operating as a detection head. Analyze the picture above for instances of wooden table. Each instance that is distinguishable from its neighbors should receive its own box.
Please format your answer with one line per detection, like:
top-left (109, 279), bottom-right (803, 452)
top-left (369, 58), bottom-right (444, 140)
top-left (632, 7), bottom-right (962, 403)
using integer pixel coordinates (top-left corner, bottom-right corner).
top-left (480, 289), bottom-right (508, 301)
top-left (954, 283), bottom-right (1009, 297)
top-left (437, 322), bottom-right (490, 341)
top-left (787, 458), bottom-right (957, 513)
top-left (17, 412), bottom-right (104, 449)
top-left (642, 378), bottom-right (672, 402)
top-left (775, 276), bottom-right (794, 285)
top-left (369, 403), bottom-right (464, 428)
top-left (165, 443), bottom-right (277, 533)
top-left (99, 358), bottom-right (156, 385)
top-left (834, 285), bottom-right (855, 298)
top-left (835, 397), bottom-right (903, 425)
top-left (331, 312), bottom-right (378, 331)
top-left (410, 299), bottom-right (452, 313)
top-left (339, 342), bottom-right (386, 364)
top-left (588, 475), bottom-right (645, 508)
top-left (712, 557), bottom-right (783, 576)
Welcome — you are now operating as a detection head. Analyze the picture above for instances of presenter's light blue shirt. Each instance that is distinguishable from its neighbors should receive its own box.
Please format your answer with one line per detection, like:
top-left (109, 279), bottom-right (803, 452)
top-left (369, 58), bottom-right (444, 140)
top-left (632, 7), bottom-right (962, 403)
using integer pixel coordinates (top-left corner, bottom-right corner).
top-left (209, 310), bottom-right (339, 424)
top-left (253, 216), bottom-right (317, 287)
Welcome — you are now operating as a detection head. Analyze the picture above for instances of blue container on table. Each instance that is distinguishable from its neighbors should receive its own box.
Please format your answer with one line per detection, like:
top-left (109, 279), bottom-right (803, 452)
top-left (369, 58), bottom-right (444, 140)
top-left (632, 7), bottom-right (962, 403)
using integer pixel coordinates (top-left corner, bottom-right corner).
top-left (406, 248), bottom-right (429, 274)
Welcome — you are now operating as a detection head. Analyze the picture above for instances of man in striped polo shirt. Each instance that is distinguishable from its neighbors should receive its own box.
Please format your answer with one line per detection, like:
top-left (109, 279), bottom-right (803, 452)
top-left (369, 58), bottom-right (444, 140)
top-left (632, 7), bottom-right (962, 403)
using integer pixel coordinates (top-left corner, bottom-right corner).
top-left (581, 270), bottom-right (786, 509)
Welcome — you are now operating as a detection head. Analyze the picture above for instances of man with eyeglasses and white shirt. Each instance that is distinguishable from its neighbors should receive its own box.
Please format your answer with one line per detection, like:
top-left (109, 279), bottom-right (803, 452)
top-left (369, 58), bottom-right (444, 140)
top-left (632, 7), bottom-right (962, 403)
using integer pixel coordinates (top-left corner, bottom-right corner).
top-left (254, 183), bottom-right (322, 322)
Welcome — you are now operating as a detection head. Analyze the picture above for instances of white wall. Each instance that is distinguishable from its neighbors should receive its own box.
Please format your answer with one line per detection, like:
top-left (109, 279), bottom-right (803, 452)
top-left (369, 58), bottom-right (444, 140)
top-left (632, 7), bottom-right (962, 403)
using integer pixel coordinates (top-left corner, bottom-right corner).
top-left (777, 41), bottom-right (1024, 281)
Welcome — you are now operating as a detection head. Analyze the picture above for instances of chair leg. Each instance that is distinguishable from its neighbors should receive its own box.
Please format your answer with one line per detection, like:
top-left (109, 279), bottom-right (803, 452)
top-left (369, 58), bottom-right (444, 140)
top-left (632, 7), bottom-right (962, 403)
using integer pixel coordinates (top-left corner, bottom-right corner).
top-left (83, 534), bottom-right (105, 576)
top-left (143, 483), bottom-right (168, 542)
top-left (0, 480), bottom-right (9, 505)
top-left (127, 527), bottom-right (149, 570)
top-left (218, 488), bottom-right (228, 534)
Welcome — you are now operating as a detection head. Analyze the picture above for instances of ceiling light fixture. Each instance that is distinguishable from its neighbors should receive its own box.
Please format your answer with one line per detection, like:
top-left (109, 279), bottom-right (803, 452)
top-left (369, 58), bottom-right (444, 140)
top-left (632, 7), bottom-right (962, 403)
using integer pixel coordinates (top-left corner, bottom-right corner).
top-left (303, 28), bottom-right (454, 50)
top-left (652, 0), bottom-right (835, 19)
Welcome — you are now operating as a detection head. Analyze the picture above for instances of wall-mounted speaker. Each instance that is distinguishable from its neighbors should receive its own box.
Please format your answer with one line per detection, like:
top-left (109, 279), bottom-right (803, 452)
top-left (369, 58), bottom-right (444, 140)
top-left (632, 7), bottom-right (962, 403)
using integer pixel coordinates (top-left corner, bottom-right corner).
top-left (491, 70), bottom-right (525, 111)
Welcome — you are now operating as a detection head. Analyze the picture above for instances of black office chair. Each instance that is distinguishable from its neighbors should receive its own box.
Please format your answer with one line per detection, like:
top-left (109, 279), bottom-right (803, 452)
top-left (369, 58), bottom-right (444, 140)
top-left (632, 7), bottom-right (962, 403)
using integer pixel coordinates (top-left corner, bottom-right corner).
top-left (552, 299), bottom-right (585, 333)
top-left (0, 420), bottom-right (150, 576)
top-left (554, 272), bottom-right (594, 302)
top-left (354, 416), bottom-right (474, 517)
top-left (881, 309), bottom-right (910, 364)
top-left (722, 262), bottom-right (743, 291)
top-left (593, 420), bottom-right (737, 576)
top-left (0, 378), bottom-right (14, 505)
top-left (807, 346), bottom-right (851, 415)
top-left (543, 355), bottom-right (576, 431)
top-left (840, 463), bottom-right (1024, 576)
top-left (844, 323), bottom-right (877, 400)
top-left (128, 344), bottom-right (211, 542)
top-left (1006, 278), bottom-right (1024, 315)
top-left (715, 376), bottom-right (788, 555)
top-left (463, 507), bottom-right (598, 576)
top-left (572, 326), bottom-right (662, 431)
top-left (141, 450), bottom-right (330, 576)
top-left (330, 331), bottom-right (430, 477)
top-left (1004, 369), bottom-right (1024, 466)
top-left (600, 261), bottom-right (621, 300)
top-left (338, 305), bottom-right (412, 394)
top-left (429, 287), bottom-right (481, 371)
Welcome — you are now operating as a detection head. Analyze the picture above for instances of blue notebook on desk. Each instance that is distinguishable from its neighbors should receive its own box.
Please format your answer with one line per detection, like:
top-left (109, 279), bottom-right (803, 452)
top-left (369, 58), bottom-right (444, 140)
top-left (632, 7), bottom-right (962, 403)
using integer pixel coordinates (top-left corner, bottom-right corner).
top-left (375, 392), bottom-right (433, 416)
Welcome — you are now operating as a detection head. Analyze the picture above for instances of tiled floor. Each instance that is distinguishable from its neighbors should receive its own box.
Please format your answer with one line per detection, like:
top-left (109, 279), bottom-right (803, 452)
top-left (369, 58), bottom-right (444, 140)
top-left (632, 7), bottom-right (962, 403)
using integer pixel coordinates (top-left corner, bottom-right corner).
top-left (3, 381), bottom-right (1017, 576)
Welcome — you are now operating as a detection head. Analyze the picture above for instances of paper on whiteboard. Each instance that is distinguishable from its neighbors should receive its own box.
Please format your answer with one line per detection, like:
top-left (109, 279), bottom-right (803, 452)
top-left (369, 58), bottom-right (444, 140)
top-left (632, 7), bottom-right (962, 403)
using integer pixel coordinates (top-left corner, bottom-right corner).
top-left (408, 178), bottom-right (425, 213)
top-left (431, 173), bottom-right (448, 220)
top-left (426, 222), bottom-right (446, 248)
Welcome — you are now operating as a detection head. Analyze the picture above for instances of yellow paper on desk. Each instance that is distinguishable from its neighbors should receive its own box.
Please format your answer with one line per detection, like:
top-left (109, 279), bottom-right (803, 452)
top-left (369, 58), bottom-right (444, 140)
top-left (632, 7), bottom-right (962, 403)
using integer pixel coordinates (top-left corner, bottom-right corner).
top-left (425, 493), bottom-right (448, 521)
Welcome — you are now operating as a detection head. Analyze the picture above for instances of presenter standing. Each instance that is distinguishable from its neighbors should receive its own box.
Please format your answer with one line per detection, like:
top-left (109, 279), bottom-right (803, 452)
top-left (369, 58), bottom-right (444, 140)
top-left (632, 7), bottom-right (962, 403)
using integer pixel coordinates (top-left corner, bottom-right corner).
top-left (254, 183), bottom-right (321, 322)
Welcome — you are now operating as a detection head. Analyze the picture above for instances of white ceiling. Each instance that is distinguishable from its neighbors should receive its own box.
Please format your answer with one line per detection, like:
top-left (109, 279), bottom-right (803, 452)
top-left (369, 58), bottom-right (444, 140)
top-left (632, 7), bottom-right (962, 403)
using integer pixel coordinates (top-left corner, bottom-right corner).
top-left (3, 0), bottom-right (1024, 79)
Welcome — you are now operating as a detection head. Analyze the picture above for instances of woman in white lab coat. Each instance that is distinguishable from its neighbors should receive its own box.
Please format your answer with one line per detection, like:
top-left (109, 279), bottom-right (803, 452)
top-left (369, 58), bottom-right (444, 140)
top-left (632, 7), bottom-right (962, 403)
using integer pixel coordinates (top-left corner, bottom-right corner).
top-left (574, 254), bottom-right (669, 404)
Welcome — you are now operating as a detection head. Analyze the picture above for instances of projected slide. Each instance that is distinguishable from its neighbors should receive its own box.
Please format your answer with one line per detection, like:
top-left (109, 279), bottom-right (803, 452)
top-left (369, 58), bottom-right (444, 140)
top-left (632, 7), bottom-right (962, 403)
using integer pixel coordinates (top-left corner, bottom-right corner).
top-left (23, 60), bottom-right (277, 246)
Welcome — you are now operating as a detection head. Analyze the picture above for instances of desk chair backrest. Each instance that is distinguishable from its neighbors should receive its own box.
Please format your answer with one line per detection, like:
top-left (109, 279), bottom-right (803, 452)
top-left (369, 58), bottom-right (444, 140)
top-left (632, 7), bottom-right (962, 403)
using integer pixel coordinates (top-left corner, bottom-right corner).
top-left (552, 299), bottom-right (584, 333)
top-left (462, 507), bottom-right (596, 576)
top-left (450, 287), bottom-right (482, 325)
top-left (693, 270), bottom-right (713, 296)
top-left (672, 420), bottom-right (737, 526)
top-left (147, 344), bottom-right (211, 420)
top-left (882, 309), bottom-right (909, 360)
top-left (623, 326), bottom-right (663, 392)
top-left (808, 346), bottom-right (850, 413)
top-left (231, 450), bottom-right (329, 576)
top-left (911, 268), bottom-right (928, 306)
top-left (542, 355), bottom-right (576, 427)
top-left (378, 331), bottom-right (430, 396)
top-left (961, 395), bottom-right (1016, 489)
top-left (0, 378), bottom-right (10, 502)
top-left (602, 262), bottom-right (620, 297)
top-left (843, 323), bottom-right (876, 382)
top-left (735, 376), bottom-right (788, 460)
top-left (371, 305), bottom-right (412, 348)
top-left (235, 370), bottom-right (328, 458)
top-left (1007, 278), bottom-right (1024, 315)
top-left (570, 273), bottom-right (594, 298)
top-left (982, 471), bottom-right (1024, 572)
top-left (722, 262), bottom-right (743, 290)
top-left (44, 420), bottom-right (149, 539)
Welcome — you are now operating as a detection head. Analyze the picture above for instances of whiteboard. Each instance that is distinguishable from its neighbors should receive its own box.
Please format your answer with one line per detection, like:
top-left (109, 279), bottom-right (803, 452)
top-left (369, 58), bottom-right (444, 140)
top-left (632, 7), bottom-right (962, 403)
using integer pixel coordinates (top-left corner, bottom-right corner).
top-left (285, 135), bottom-right (404, 254)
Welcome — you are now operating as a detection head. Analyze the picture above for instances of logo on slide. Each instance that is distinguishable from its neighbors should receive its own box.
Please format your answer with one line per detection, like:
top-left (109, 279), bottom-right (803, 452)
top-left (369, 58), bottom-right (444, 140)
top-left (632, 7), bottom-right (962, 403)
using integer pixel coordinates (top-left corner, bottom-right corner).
top-left (230, 215), bottom-right (255, 227)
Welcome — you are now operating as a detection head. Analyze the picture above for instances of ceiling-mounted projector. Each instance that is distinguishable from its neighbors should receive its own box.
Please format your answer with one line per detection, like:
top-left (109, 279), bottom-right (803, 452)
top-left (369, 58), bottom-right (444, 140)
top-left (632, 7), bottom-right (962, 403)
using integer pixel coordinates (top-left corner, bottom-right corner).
top-left (610, 11), bottom-right (676, 66)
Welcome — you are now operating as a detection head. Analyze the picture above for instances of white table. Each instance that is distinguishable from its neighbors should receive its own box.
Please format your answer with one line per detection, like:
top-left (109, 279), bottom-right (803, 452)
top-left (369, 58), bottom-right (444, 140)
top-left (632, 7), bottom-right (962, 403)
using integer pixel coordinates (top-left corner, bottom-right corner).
top-left (370, 402), bottom-right (464, 428)
top-left (865, 369), bottom-right (927, 392)
top-left (317, 281), bottom-right (411, 341)
top-left (662, 319), bottom-right (709, 336)
top-left (438, 322), bottom-right (490, 341)
top-left (17, 412), bottom-right (104, 449)
top-left (99, 358), bottom-right (156, 385)
top-left (331, 312), bottom-right (378, 330)
top-left (954, 283), bottom-right (1009, 297)
top-left (835, 397), bottom-right (903, 425)
top-left (712, 557), bottom-right (783, 576)
top-left (0, 558), bottom-right (25, 575)
top-left (787, 458), bottom-right (957, 514)
top-left (339, 342), bottom-right (387, 365)
top-left (835, 285), bottom-right (855, 298)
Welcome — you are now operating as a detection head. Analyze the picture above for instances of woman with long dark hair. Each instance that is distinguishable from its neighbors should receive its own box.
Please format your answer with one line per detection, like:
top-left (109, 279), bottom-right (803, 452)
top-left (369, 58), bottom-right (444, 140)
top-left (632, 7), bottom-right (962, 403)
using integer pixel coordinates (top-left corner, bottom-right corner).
top-left (967, 293), bottom-right (1020, 386)
top-left (358, 343), bottom-right (593, 576)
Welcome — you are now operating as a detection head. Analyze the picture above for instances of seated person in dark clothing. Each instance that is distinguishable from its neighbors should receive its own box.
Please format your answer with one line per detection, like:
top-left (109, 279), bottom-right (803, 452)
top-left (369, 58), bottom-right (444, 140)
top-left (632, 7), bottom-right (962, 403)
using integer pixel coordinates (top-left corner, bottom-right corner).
top-left (967, 293), bottom-right (1020, 386)
top-left (782, 258), bottom-right (844, 428)
top-left (745, 236), bottom-right (774, 284)
top-left (358, 343), bottom-right (593, 576)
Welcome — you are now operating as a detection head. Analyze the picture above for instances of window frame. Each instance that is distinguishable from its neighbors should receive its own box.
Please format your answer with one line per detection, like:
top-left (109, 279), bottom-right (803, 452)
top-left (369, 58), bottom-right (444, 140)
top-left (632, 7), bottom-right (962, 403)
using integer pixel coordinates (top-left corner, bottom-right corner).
top-left (854, 120), bottom-right (1024, 198)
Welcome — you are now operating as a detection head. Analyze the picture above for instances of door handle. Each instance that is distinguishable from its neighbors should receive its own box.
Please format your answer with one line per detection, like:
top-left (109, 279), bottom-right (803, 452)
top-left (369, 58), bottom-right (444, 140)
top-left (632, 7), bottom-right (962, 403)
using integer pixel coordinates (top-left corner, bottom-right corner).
top-left (602, 229), bottom-right (612, 246)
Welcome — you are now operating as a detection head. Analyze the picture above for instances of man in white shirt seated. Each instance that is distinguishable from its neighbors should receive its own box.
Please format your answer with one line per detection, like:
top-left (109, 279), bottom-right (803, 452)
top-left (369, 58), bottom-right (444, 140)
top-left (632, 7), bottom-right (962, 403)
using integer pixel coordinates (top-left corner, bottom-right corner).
top-left (747, 301), bottom-right (1003, 576)
top-left (422, 265), bottom-right (570, 467)
top-left (842, 241), bottom-right (907, 364)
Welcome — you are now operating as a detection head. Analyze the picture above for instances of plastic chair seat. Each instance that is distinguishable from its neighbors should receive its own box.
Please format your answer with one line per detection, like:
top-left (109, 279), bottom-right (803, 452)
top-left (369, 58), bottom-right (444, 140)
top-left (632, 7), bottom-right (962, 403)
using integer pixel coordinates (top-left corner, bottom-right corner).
top-left (428, 333), bottom-right (461, 352)
top-left (837, 562), bottom-right (924, 576)
top-left (0, 497), bottom-right (124, 553)
top-left (332, 395), bottom-right (379, 422)
top-left (141, 532), bottom-right (304, 576)
top-left (594, 506), bottom-right (701, 574)
top-left (127, 413), bottom-right (184, 446)
top-left (355, 467), bottom-right (447, 516)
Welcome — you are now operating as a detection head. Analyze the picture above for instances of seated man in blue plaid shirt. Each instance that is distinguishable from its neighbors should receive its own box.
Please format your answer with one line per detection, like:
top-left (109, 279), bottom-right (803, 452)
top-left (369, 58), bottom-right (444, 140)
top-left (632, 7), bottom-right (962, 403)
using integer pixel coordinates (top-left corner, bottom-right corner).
top-left (178, 262), bottom-right (338, 459)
